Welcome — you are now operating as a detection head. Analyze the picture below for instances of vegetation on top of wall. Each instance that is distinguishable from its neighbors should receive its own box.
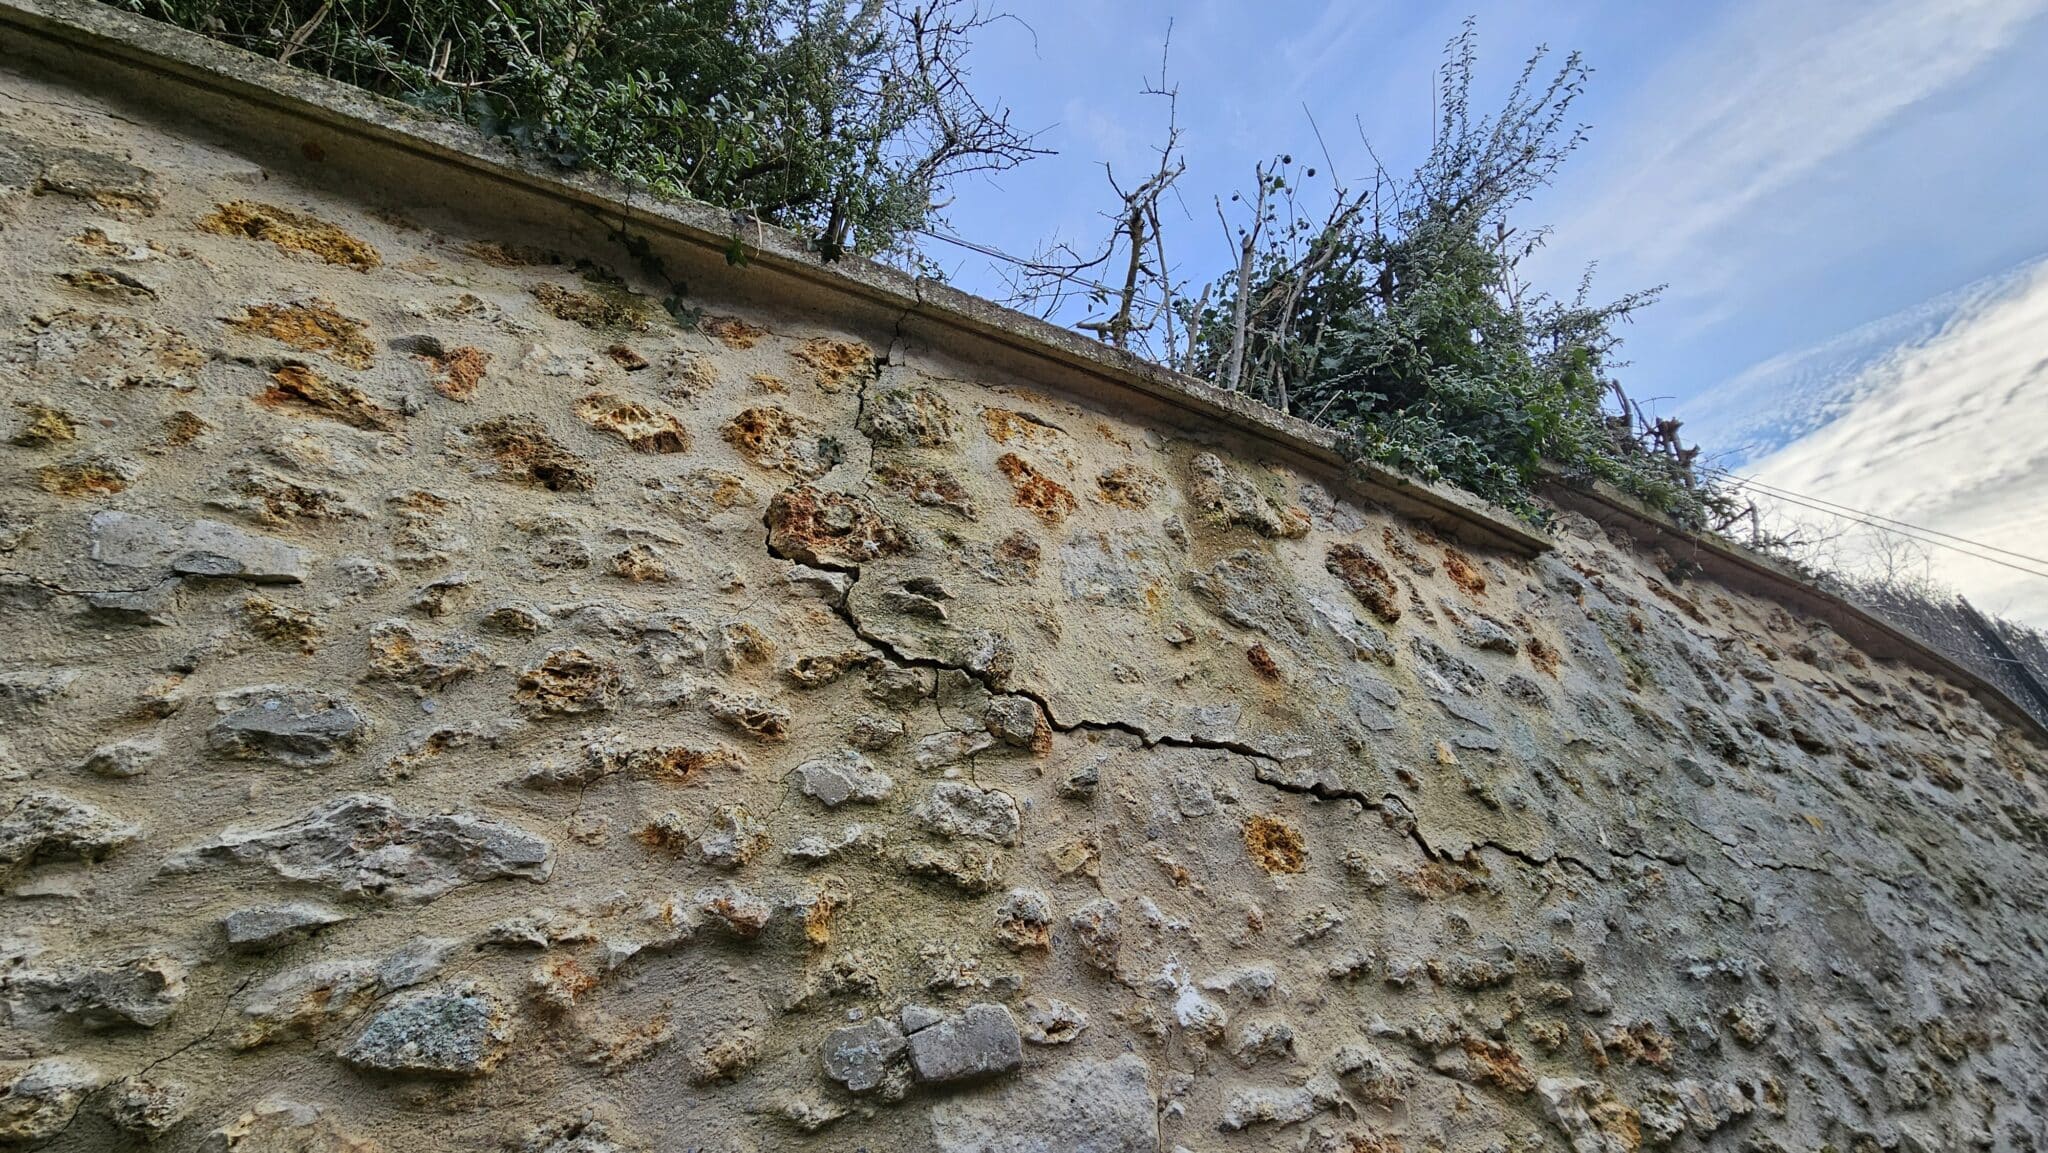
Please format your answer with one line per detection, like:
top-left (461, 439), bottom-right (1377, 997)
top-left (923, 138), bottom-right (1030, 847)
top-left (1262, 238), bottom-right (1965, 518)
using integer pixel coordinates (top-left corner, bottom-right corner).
top-left (128, 0), bottom-right (1041, 261)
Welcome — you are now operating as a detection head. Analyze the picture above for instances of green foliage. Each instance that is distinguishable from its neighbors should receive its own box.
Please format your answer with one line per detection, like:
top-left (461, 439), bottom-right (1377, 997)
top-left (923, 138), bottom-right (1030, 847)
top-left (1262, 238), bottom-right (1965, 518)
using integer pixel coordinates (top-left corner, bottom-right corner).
top-left (133, 0), bottom-right (1035, 258)
top-left (1181, 23), bottom-right (1706, 523)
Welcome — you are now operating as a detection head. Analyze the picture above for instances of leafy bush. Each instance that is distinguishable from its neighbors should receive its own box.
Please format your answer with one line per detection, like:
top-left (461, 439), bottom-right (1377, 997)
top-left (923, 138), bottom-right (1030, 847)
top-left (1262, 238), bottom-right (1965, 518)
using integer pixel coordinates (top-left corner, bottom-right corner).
top-left (133, 0), bottom-right (1037, 258)
top-left (1170, 25), bottom-right (1700, 522)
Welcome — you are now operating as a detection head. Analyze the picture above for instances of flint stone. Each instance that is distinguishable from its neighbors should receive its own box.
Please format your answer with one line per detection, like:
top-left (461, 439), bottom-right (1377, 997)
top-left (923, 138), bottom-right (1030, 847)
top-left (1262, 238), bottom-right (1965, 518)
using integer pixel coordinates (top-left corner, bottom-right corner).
top-left (822, 1016), bottom-right (907, 1093)
top-left (0, 670), bottom-right (77, 720)
top-left (2, 952), bottom-right (187, 1029)
top-left (0, 1058), bottom-right (103, 1145)
top-left (1, 791), bottom-right (140, 877)
top-left (85, 582), bottom-right (178, 627)
top-left (792, 750), bottom-right (895, 808)
top-left (163, 793), bottom-right (553, 902)
top-left (234, 939), bottom-right (454, 1048)
top-left (906, 1002), bottom-right (1022, 1084)
top-left (90, 511), bottom-right (310, 583)
top-left (223, 902), bottom-right (352, 953)
top-left (79, 736), bottom-right (161, 779)
top-left (914, 782), bottom-right (1021, 846)
top-left (207, 686), bottom-right (369, 768)
top-left (929, 1054), bottom-right (1157, 1153)
top-left (339, 979), bottom-right (513, 1076)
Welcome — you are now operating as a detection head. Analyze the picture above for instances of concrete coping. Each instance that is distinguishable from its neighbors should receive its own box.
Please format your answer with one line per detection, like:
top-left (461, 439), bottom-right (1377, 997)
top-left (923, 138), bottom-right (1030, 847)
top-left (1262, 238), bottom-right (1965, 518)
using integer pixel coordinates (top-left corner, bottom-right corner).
top-left (3, 0), bottom-right (2042, 741)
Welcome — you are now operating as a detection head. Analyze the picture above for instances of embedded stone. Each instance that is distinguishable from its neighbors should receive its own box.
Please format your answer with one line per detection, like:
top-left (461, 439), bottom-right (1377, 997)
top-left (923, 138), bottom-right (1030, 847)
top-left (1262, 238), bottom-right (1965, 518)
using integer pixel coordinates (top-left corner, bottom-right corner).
top-left (1, 791), bottom-right (140, 879)
top-left (905, 1002), bottom-right (1022, 1084)
top-left (338, 979), bottom-right (513, 1076)
top-left (78, 736), bottom-right (161, 778)
top-left (102, 1075), bottom-right (192, 1138)
top-left (993, 888), bottom-right (1053, 952)
top-left (765, 484), bottom-right (911, 568)
top-left (930, 1054), bottom-right (1156, 1153)
top-left (1069, 898), bottom-right (1121, 972)
top-left (791, 749), bottom-right (895, 808)
top-left (707, 692), bottom-right (792, 741)
top-left (697, 804), bottom-right (770, 869)
top-left (899, 845), bottom-right (1004, 894)
top-left (163, 793), bottom-right (552, 901)
top-left (514, 648), bottom-right (622, 716)
top-left (232, 939), bottom-right (455, 1048)
top-left (1186, 452), bottom-right (1307, 538)
top-left (210, 1098), bottom-right (373, 1152)
top-left (0, 1058), bottom-right (102, 1145)
top-left (914, 782), bottom-right (1021, 846)
top-left (859, 386), bottom-right (955, 446)
top-left (520, 1111), bottom-right (638, 1153)
top-left (2, 951), bottom-right (187, 1029)
top-left (821, 1016), bottom-right (907, 1094)
top-left (1019, 996), bottom-right (1088, 1045)
top-left (365, 619), bottom-right (487, 689)
top-left (207, 686), bottom-right (368, 767)
top-left (223, 901), bottom-right (352, 953)
top-left (983, 695), bottom-right (1051, 752)
top-left (1190, 549), bottom-right (1307, 637)
top-left (89, 510), bottom-right (311, 583)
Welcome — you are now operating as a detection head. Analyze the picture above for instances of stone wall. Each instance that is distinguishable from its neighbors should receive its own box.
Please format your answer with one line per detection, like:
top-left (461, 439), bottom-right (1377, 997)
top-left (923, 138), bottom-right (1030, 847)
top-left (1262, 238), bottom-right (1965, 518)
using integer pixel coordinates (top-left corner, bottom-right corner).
top-left (3, 16), bottom-right (2048, 1153)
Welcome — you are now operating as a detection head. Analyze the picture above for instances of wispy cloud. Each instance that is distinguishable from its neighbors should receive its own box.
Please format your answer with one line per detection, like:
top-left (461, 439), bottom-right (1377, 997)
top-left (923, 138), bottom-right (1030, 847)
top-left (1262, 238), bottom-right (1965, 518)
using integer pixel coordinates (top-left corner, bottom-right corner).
top-left (1741, 255), bottom-right (2048, 622)
top-left (1545, 0), bottom-right (2048, 297)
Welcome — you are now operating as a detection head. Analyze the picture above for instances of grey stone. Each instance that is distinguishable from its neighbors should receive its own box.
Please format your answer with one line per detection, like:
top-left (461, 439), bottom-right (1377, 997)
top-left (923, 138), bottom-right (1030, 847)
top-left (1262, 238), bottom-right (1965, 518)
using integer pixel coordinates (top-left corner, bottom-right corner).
top-left (983, 695), bottom-right (1049, 749)
top-left (84, 582), bottom-right (179, 627)
top-left (905, 1002), bottom-right (1022, 1084)
top-left (0, 1058), bottom-right (102, 1145)
top-left (223, 901), bottom-right (352, 953)
top-left (206, 686), bottom-right (369, 768)
top-left (338, 979), bottom-right (513, 1076)
top-left (1186, 452), bottom-right (1306, 539)
top-left (2, 951), bottom-right (187, 1029)
top-left (785, 563), bottom-right (854, 603)
top-left (0, 670), bottom-right (77, 720)
top-left (233, 940), bottom-right (454, 1048)
top-left (89, 510), bottom-right (311, 584)
top-left (929, 1054), bottom-right (1156, 1153)
top-left (1, 791), bottom-right (141, 878)
top-left (102, 1075), bottom-right (192, 1138)
top-left (79, 736), bottom-right (162, 779)
top-left (1189, 549), bottom-right (1307, 637)
top-left (821, 1016), bottom-right (907, 1093)
top-left (1219, 1085), bottom-right (1322, 1130)
top-left (697, 804), bottom-right (769, 869)
top-left (163, 793), bottom-right (553, 902)
top-left (791, 749), bottom-right (895, 808)
top-left (914, 782), bottom-right (1021, 846)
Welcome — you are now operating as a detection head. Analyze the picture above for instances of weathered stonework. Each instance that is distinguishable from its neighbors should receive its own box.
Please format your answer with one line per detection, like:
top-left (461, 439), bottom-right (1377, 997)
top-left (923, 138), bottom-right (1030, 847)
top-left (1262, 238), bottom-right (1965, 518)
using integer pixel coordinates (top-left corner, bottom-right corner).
top-left (1, 7), bottom-right (2046, 1151)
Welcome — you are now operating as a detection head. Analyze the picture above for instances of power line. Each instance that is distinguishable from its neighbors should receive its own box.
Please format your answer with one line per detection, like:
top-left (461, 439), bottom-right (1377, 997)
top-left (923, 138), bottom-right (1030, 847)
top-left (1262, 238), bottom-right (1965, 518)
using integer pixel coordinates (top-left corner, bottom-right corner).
top-left (1711, 469), bottom-right (2048, 568)
top-left (1710, 471), bottom-right (2048, 581)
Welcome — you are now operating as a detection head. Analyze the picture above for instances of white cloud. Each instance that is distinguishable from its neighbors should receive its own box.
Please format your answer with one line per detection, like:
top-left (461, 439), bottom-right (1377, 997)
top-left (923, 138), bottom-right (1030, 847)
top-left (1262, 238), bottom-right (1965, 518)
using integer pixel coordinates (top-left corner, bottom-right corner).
top-left (1544, 0), bottom-right (2048, 295)
top-left (1741, 256), bottom-right (2048, 623)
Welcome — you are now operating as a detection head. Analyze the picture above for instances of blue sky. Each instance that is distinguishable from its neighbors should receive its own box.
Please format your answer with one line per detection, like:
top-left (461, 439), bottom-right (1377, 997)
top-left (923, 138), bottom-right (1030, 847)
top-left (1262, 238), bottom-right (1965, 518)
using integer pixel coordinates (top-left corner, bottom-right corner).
top-left (925, 0), bottom-right (2048, 621)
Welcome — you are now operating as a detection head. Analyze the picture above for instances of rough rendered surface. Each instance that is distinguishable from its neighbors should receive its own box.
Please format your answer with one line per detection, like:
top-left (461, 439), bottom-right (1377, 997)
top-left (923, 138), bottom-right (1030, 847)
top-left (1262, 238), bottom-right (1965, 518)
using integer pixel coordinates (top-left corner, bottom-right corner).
top-left (1, 35), bottom-right (2047, 1153)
